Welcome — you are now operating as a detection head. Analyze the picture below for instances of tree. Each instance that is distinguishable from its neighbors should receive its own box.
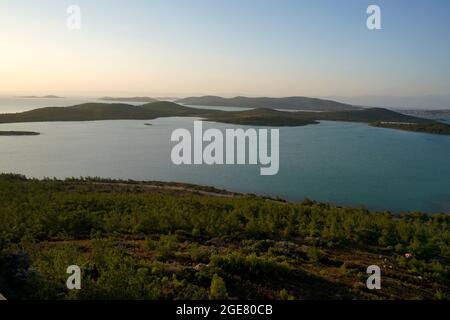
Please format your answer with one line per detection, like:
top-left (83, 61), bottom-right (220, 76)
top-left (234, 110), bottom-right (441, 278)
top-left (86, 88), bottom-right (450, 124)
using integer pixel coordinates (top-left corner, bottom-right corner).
top-left (209, 274), bottom-right (228, 300)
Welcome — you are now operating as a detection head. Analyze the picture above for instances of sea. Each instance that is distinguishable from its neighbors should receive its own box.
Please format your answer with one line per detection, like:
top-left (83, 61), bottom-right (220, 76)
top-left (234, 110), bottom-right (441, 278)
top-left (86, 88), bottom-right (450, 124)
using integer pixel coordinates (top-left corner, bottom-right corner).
top-left (1, 96), bottom-right (449, 213)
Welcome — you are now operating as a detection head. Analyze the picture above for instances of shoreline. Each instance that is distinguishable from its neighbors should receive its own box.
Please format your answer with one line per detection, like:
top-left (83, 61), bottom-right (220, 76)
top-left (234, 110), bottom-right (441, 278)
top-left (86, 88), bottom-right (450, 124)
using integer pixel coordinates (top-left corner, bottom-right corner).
top-left (3, 173), bottom-right (448, 215)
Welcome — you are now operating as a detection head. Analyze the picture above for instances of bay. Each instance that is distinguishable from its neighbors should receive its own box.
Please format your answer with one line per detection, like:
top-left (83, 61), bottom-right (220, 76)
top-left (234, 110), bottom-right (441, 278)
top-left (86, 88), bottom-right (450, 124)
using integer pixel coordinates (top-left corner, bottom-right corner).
top-left (0, 116), bottom-right (449, 213)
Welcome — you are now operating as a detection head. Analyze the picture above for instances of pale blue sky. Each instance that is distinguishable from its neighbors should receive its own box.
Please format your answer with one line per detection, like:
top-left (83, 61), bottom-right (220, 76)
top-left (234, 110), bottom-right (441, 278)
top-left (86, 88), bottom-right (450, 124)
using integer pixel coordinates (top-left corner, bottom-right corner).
top-left (1, 0), bottom-right (450, 107)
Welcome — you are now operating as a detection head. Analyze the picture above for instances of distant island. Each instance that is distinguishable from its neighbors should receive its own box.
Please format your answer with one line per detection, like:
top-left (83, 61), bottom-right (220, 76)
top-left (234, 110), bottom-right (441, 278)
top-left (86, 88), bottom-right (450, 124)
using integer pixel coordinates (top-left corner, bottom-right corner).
top-left (100, 96), bottom-right (159, 103)
top-left (18, 95), bottom-right (64, 99)
top-left (176, 95), bottom-right (363, 111)
top-left (0, 101), bottom-right (449, 135)
top-left (0, 131), bottom-right (40, 136)
top-left (398, 109), bottom-right (450, 121)
top-left (155, 97), bottom-right (179, 101)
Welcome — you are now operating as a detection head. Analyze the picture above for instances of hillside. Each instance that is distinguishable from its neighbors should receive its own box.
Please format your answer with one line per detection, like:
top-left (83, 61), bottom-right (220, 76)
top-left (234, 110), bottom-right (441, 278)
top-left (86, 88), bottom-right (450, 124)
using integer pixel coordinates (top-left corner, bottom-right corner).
top-left (312, 107), bottom-right (432, 123)
top-left (176, 96), bottom-right (362, 111)
top-left (205, 108), bottom-right (318, 126)
top-left (206, 107), bottom-right (435, 127)
top-left (0, 174), bottom-right (448, 300)
top-left (0, 102), bottom-right (205, 123)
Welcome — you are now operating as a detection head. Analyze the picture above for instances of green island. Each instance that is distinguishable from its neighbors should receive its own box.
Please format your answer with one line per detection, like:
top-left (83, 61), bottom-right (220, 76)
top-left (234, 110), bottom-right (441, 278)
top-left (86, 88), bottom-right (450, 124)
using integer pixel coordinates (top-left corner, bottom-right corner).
top-left (0, 100), bottom-right (449, 135)
top-left (0, 174), bottom-right (448, 300)
top-left (371, 122), bottom-right (450, 135)
top-left (0, 131), bottom-right (40, 136)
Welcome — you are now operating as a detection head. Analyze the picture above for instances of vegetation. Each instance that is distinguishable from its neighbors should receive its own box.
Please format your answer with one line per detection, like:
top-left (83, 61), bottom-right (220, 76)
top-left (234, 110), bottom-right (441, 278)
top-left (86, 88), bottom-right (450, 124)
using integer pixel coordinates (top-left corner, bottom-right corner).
top-left (209, 274), bottom-right (228, 300)
top-left (372, 121), bottom-right (450, 135)
top-left (0, 131), bottom-right (40, 136)
top-left (0, 174), bottom-right (448, 300)
top-left (0, 102), bottom-right (214, 124)
top-left (206, 108), bottom-right (318, 126)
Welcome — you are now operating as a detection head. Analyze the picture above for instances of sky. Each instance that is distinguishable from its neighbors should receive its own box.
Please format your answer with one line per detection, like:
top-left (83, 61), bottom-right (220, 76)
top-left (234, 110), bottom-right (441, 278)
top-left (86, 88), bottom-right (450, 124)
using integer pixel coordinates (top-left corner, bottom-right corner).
top-left (1, 0), bottom-right (450, 107)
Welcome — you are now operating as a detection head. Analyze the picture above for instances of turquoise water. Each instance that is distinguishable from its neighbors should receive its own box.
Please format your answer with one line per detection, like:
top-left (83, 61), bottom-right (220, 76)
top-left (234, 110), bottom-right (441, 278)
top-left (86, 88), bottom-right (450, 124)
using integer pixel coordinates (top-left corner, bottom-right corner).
top-left (0, 117), bottom-right (449, 213)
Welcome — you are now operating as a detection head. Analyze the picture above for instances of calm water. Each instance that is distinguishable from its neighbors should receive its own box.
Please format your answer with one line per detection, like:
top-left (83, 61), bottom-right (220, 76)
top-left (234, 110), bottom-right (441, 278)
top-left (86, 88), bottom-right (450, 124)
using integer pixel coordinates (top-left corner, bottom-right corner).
top-left (1, 116), bottom-right (449, 213)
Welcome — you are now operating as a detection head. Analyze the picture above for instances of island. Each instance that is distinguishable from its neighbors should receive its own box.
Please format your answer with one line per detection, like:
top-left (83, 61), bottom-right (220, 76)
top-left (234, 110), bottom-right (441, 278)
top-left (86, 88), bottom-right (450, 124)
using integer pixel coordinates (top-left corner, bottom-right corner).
top-left (18, 95), bottom-right (64, 99)
top-left (371, 121), bottom-right (450, 135)
top-left (0, 131), bottom-right (40, 136)
top-left (397, 109), bottom-right (450, 124)
top-left (0, 100), bottom-right (449, 135)
top-left (176, 95), bottom-right (363, 111)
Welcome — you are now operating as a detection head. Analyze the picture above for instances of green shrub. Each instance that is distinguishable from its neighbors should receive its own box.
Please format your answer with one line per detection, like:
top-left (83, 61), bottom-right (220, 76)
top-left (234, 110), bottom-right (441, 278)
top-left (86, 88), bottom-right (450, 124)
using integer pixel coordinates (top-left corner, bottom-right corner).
top-left (209, 274), bottom-right (228, 300)
top-left (155, 235), bottom-right (178, 261)
top-left (279, 289), bottom-right (295, 300)
top-left (188, 244), bottom-right (211, 264)
top-left (211, 252), bottom-right (290, 280)
top-left (306, 246), bottom-right (321, 263)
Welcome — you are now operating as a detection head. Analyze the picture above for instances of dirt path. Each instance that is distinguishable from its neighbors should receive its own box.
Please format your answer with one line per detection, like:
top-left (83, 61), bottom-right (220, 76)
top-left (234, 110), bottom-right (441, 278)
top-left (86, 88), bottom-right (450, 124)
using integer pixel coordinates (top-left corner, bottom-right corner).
top-left (76, 181), bottom-right (244, 198)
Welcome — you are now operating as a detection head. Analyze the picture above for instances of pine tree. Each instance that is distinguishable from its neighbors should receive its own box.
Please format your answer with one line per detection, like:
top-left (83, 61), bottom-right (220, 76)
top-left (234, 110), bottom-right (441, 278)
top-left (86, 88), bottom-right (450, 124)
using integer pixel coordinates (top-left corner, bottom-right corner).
top-left (209, 274), bottom-right (228, 300)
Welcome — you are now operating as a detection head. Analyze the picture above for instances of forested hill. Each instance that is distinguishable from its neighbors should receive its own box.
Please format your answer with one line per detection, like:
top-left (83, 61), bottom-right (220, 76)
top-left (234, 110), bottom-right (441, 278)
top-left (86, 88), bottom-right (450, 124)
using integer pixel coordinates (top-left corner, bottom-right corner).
top-left (176, 96), bottom-right (362, 111)
top-left (0, 102), bottom-right (205, 123)
top-left (1, 101), bottom-right (449, 134)
top-left (0, 174), bottom-right (448, 300)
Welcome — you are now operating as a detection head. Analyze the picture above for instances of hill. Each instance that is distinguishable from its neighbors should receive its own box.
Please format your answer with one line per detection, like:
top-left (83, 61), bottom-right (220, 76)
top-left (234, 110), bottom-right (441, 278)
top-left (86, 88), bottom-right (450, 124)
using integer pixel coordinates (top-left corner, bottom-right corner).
top-left (0, 102), bottom-right (204, 123)
top-left (176, 96), bottom-right (362, 111)
top-left (207, 108), bottom-right (318, 126)
top-left (205, 107), bottom-right (435, 127)
top-left (0, 174), bottom-right (448, 300)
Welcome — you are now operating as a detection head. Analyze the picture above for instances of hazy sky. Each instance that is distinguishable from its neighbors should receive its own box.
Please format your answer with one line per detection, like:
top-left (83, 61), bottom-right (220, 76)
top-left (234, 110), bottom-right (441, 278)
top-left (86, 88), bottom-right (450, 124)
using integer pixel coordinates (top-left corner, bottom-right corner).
top-left (1, 0), bottom-right (450, 102)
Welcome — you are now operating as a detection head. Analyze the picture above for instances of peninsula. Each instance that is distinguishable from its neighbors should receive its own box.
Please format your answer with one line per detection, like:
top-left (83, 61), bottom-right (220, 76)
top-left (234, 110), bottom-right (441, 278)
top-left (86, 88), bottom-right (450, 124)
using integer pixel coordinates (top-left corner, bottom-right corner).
top-left (0, 131), bottom-right (40, 136)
